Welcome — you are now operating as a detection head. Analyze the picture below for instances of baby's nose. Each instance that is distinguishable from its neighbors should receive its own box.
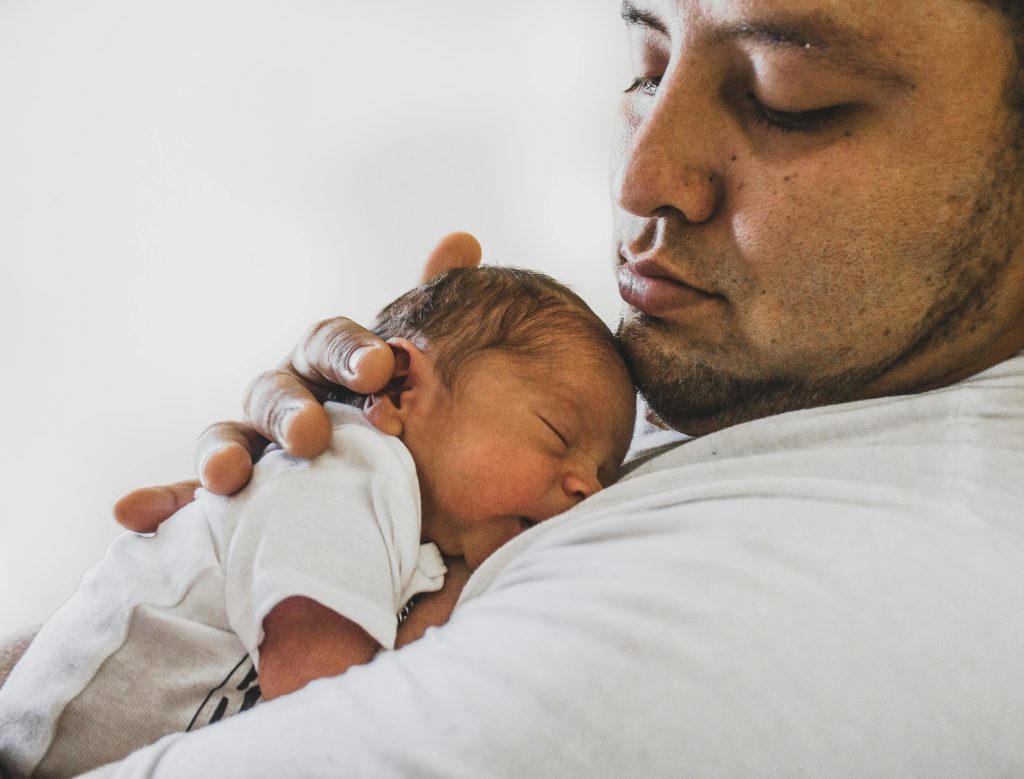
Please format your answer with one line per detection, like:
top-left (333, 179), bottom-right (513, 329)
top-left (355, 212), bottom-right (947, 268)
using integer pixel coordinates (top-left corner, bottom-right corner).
top-left (561, 467), bottom-right (602, 504)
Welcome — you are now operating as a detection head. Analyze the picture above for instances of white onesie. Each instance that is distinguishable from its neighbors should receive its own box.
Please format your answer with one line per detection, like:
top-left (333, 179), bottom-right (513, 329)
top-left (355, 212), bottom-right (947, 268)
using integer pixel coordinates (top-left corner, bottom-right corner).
top-left (0, 403), bottom-right (445, 778)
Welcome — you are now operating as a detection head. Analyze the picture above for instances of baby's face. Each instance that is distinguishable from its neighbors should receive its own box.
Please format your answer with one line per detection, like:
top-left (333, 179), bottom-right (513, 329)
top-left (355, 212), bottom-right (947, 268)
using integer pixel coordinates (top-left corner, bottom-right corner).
top-left (403, 347), bottom-right (636, 569)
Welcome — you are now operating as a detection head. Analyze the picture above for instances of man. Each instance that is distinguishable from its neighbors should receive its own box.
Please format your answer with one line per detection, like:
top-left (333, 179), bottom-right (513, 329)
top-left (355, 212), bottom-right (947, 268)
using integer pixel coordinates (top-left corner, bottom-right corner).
top-left (6, 0), bottom-right (1024, 774)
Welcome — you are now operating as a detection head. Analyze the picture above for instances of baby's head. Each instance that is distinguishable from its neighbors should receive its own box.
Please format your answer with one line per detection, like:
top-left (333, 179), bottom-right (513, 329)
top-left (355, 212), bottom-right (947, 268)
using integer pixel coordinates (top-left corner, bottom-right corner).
top-left (364, 266), bottom-right (636, 569)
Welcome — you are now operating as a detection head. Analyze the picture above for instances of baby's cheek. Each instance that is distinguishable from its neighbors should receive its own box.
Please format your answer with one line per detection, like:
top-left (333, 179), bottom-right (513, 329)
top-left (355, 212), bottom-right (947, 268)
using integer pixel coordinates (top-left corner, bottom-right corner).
top-left (465, 518), bottom-right (526, 569)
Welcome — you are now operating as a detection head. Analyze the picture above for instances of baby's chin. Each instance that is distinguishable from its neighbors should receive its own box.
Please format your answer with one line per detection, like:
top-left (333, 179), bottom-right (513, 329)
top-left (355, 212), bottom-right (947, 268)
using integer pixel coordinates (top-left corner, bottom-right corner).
top-left (460, 519), bottom-right (535, 571)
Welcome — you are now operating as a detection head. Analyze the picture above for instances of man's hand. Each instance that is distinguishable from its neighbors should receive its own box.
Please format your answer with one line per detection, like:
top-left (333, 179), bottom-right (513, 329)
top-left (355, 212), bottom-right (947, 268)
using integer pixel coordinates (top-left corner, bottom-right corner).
top-left (114, 232), bottom-right (483, 534)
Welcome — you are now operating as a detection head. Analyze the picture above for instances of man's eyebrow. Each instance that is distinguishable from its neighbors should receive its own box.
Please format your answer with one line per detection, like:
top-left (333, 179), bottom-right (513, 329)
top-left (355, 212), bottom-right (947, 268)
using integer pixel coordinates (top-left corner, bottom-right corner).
top-left (716, 15), bottom-right (914, 88)
top-left (620, 1), bottom-right (668, 35)
top-left (619, 2), bottom-right (913, 89)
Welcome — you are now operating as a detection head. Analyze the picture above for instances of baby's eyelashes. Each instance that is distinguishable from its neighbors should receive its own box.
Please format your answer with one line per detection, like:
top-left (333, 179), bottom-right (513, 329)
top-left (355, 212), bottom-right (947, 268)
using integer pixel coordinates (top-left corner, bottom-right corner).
top-left (539, 416), bottom-right (571, 451)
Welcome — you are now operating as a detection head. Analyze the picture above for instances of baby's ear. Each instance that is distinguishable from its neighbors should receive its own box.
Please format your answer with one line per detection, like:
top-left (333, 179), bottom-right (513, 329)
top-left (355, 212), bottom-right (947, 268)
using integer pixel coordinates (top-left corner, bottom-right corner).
top-left (363, 338), bottom-right (432, 437)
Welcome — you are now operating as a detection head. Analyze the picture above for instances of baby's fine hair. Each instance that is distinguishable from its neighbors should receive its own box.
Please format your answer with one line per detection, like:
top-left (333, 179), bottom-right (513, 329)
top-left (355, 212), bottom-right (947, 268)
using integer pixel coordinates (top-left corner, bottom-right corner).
top-left (373, 265), bottom-right (628, 390)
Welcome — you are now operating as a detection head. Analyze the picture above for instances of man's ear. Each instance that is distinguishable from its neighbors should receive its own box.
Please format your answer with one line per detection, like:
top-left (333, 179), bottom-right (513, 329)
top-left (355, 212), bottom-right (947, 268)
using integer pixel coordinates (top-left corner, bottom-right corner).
top-left (363, 338), bottom-right (432, 437)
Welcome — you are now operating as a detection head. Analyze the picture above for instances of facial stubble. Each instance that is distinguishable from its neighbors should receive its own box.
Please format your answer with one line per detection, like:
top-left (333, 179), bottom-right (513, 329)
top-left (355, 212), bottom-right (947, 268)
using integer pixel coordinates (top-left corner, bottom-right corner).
top-left (616, 142), bottom-right (1024, 436)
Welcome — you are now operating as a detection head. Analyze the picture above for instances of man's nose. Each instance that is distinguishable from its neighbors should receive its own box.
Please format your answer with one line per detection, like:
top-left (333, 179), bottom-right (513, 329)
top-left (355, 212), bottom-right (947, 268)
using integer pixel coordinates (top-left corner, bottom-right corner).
top-left (610, 65), bottom-right (723, 223)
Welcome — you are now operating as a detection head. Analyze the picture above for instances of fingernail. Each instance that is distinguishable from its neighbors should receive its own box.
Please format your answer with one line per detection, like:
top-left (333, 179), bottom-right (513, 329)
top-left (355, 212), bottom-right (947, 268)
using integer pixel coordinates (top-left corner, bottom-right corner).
top-left (198, 445), bottom-right (230, 480)
top-left (348, 346), bottom-right (373, 374)
top-left (279, 405), bottom-right (300, 440)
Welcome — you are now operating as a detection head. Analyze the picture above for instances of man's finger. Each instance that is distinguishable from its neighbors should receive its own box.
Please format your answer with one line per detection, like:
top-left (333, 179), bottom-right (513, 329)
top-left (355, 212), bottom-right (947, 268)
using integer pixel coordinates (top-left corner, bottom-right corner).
top-left (290, 317), bottom-right (395, 395)
top-left (243, 369), bottom-right (335, 459)
top-left (113, 480), bottom-right (201, 534)
top-left (249, 317), bottom-right (393, 458)
top-left (196, 421), bottom-right (269, 495)
top-left (420, 232), bottom-right (483, 282)
top-left (239, 232), bottom-right (480, 460)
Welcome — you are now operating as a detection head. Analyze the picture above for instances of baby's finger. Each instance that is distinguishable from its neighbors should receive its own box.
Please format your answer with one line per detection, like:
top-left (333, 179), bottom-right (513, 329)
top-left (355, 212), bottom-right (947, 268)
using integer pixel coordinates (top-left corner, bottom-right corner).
top-left (196, 421), bottom-right (268, 495)
top-left (113, 480), bottom-right (201, 534)
top-left (420, 232), bottom-right (483, 283)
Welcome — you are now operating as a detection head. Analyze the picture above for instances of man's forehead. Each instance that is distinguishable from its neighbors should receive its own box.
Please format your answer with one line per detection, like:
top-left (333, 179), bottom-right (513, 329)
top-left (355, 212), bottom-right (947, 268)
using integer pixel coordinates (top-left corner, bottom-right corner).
top-left (621, 0), bottom-right (936, 84)
top-left (623, 0), bottom-right (905, 42)
top-left (620, 0), bottom-right (990, 43)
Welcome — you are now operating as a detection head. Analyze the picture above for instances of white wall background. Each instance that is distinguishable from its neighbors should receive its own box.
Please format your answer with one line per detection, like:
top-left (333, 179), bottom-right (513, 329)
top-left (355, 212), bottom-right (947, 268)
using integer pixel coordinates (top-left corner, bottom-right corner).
top-left (0, 0), bottom-right (630, 636)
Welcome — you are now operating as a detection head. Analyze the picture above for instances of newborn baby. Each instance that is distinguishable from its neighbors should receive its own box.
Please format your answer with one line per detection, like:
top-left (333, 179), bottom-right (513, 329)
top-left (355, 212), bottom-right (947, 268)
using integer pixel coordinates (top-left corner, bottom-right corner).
top-left (0, 266), bottom-right (636, 778)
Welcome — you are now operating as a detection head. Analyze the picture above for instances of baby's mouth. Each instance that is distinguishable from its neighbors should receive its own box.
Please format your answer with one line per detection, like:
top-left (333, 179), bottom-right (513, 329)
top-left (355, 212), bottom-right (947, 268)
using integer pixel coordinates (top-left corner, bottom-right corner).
top-left (518, 517), bottom-right (539, 531)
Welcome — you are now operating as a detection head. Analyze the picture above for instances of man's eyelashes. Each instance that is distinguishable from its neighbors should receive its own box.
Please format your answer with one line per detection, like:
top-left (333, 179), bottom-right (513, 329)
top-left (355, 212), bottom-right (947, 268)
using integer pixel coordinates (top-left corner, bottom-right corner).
top-left (623, 76), bottom-right (661, 95)
top-left (623, 76), bottom-right (847, 135)
top-left (746, 95), bottom-right (848, 134)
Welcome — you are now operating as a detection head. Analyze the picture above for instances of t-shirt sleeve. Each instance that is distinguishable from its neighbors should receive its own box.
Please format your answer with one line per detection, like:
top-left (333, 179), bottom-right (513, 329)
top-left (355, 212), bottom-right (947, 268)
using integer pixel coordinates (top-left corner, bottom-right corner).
top-left (222, 414), bottom-right (426, 660)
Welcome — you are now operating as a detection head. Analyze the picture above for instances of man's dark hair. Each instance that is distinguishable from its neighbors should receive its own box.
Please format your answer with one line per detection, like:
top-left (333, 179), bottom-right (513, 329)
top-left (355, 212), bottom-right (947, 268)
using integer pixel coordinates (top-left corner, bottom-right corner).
top-left (372, 265), bottom-right (627, 391)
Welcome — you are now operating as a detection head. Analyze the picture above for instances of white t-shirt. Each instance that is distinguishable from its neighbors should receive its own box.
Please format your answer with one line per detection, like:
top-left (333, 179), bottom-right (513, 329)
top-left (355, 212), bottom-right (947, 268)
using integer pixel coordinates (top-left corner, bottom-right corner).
top-left (0, 404), bottom-right (445, 778)
top-left (84, 352), bottom-right (1024, 778)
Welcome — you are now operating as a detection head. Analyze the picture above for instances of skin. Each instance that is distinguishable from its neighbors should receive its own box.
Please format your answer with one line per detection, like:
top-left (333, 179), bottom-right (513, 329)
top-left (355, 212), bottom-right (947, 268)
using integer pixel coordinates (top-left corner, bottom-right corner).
top-left (258, 556), bottom-right (473, 696)
top-left (113, 233), bottom-right (483, 533)
top-left (256, 464), bottom-right (481, 697)
top-left (2, 0), bottom-right (1018, 692)
top-left (3, 5), bottom-right (1016, 751)
top-left (613, 0), bottom-right (1024, 433)
top-left (96, 0), bottom-right (1021, 614)
top-left (258, 597), bottom-right (379, 700)
top-left (366, 339), bottom-right (636, 569)
top-left (254, 339), bottom-right (634, 698)
top-left (115, 1), bottom-right (1024, 532)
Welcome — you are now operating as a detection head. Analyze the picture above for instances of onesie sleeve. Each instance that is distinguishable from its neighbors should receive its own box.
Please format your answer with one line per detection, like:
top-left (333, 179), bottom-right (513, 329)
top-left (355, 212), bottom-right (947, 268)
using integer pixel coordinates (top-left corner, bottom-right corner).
top-left (220, 405), bottom-right (440, 662)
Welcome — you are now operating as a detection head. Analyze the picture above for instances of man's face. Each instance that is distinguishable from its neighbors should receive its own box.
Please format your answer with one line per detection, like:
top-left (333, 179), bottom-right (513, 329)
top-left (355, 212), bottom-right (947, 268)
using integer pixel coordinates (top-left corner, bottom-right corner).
top-left (612, 0), bottom-right (1024, 434)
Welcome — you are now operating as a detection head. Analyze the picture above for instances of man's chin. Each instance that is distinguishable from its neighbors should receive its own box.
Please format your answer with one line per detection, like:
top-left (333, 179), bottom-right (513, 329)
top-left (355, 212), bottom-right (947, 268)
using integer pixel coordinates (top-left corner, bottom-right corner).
top-left (615, 316), bottom-right (874, 436)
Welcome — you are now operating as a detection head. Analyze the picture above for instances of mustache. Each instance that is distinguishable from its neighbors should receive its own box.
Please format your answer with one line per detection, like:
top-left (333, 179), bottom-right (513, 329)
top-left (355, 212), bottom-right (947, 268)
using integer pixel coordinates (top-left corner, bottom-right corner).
top-left (615, 217), bottom-right (726, 292)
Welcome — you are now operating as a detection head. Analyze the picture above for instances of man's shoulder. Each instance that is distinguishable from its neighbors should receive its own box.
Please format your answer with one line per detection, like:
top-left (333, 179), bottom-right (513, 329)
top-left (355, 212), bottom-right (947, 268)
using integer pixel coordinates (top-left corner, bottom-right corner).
top-left (465, 350), bottom-right (1024, 601)
top-left (631, 349), bottom-right (1024, 478)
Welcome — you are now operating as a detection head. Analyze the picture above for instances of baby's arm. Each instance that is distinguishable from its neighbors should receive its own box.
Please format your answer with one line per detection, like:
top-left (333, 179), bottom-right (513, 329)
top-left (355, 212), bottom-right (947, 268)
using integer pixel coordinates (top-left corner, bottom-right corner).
top-left (257, 596), bottom-right (379, 700)
top-left (259, 557), bottom-right (471, 697)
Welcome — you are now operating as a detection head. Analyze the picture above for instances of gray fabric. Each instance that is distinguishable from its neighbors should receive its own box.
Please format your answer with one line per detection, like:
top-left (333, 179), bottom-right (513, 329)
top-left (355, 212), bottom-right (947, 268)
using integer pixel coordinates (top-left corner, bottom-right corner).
top-left (0, 628), bottom-right (36, 691)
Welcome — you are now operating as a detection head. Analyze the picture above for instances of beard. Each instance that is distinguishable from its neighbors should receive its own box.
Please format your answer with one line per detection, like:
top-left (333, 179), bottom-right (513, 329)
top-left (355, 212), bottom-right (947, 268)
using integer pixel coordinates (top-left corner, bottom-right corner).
top-left (616, 316), bottom-right (896, 434)
top-left (617, 141), bottom-right (1024, 437)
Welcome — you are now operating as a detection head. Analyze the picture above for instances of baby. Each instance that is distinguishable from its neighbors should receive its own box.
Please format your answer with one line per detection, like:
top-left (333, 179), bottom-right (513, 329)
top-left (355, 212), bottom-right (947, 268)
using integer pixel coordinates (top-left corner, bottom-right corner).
top-left (0, 266), bottom-right (636, 778)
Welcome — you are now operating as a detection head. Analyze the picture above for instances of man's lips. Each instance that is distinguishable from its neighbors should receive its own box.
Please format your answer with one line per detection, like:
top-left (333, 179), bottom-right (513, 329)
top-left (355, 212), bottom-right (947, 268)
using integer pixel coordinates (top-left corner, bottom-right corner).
top-left (616, 258), bottom-right (720, 317)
